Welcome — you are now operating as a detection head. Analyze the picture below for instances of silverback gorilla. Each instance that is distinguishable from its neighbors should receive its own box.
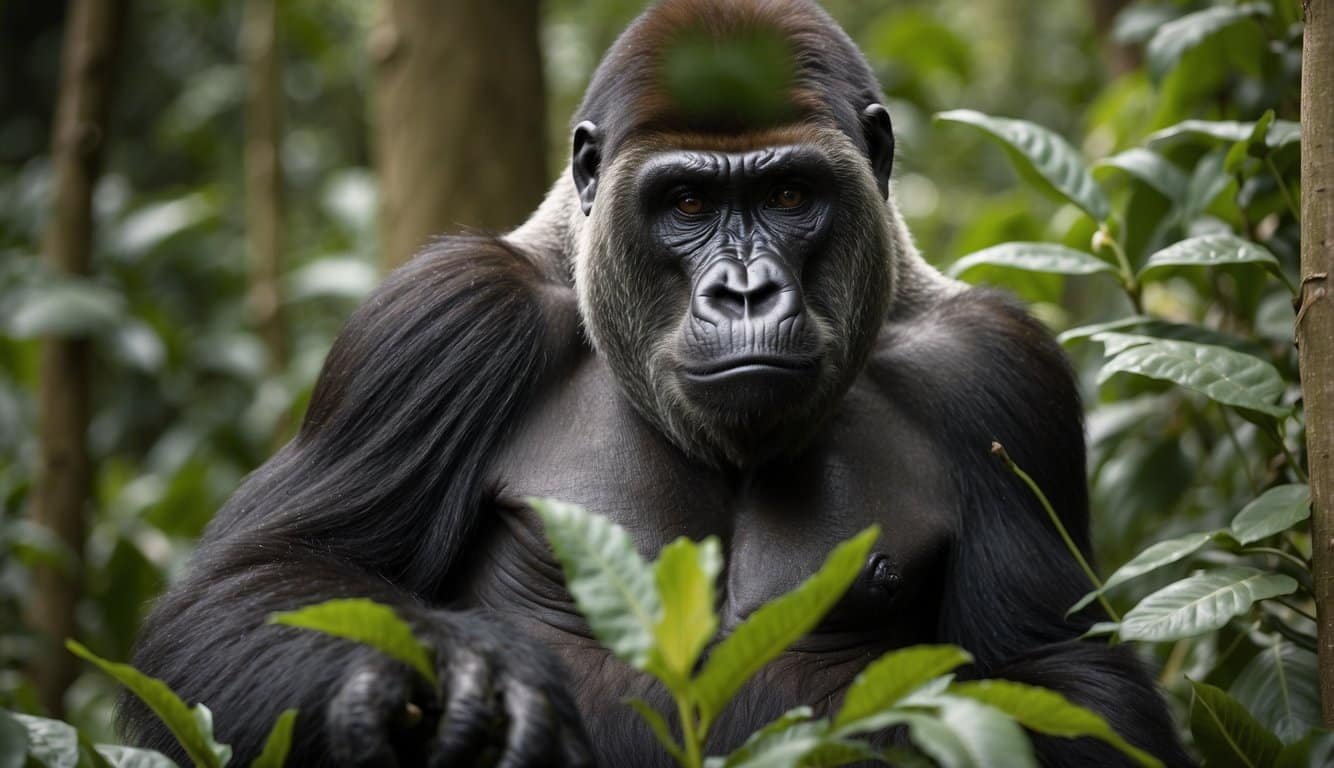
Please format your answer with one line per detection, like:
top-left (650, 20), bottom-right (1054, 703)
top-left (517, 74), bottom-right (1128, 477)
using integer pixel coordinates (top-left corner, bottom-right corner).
top-left (123, 1), bottom-right (1191, 766)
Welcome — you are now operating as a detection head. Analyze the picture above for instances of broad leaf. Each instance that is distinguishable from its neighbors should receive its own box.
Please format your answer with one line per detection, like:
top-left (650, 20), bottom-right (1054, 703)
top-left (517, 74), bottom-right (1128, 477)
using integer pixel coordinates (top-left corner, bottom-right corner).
top-left (11, 713), bottom-right (77, 768)
top-left (1189, 680), bottom-right (1282, 768)
top-left (1138, 235), bottom-right (1281, 280)
top-left (1229, 485), bottom-right (1311, 544)
top-left (1119, 567), bottom-right (1297, 642)
top-left (694, 527), bottom-right (879, 724)
top-left (532, 498), bottom-right (662, 669)
top-left (250, 709), bottom-right (297, 768)
top-left (715, 710), bottom-right (830, 768)
top-left (937, 697), bottom-right (1036, 768)
top-left (1093, 333), bottom-right (1289, 418)
top-left (833, 645), bottom-right (972, 733)
top-left (1231, 643), bottom-right (1320, 744)
top-left (891, 713), bottom-right (974, 768)
top-left (949, 680), bottom-right (1161, 768)
top-left (269, 598), bottom-right (437, 688)
top-left (936, 110), bottom-right (1109, 221)
top-left (652, 536), bottom-right (722, 682)
top-left (66, 641), bottom-right (230, 768)
top-left (0, 711), bottom-right (25, 768)
top-left (1149, 118), bottom-right (1302, 150)
top-left (1094, 149), bottom-right (1188, 206)
top-left (5, 279), bottom-right (126, 339)
top-left (1145, 5), bottom-right (1268, 81)
top-left (947, 243), bottom-right (1116, 280)
top-left (1057, 316), bottom-right (1153, 345)
top-left (1067, 530), bottom-right (1215, 615)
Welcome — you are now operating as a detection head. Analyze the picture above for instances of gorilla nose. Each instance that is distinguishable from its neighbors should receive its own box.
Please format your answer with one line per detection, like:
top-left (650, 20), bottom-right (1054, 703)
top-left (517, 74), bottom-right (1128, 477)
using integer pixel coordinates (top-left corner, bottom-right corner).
top-left (693, 257), bottom-right (802, 324)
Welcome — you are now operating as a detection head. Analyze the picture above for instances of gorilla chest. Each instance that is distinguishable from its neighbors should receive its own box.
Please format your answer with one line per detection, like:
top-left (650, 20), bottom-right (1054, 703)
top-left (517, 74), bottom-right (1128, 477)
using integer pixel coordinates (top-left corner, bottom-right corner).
top-left (475, 359), bottom-right (955, 641)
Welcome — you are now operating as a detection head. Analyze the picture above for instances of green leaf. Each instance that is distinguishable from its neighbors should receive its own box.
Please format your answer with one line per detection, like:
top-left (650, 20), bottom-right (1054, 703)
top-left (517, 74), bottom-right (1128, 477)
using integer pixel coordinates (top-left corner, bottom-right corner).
top-left (1189, 679), bottom-right (1283, 768)
top-left (1057, 316), bottom-right (1153, 345)
top-left (531, 498), bottom-right (662, 669)
top-left (1230, 485), bottom-right (1311, 544)
top-left (948, 680), bottom-right (1162, 768)
top-left (1275, 730), bottom-right (1334, 768)
top-left (833, 645), bottom-right (971, 733)
top-left (947, 243), bottom-right (1116, 280)
top-left (935, 110), bottom-right (1109, 221)
top-left (249, 709), bottom-right (297, 768)
top-left (94, 745), bottom-right (180, 768)
top-left (1149, 118), bottom-right (1302, 150)
top-left (1138, 235), bottom-right (1281, 280)
top-left (5, 279), bottom-right (126, 339)
top-left (798, 740), bottom-right (884, 768)
top-left (1094, 149), bottom-right (1188, 205)
top-left (0, 711), bottom-right (26, 768)
top-left (1231, 643), bottom-right (1320, 744)
top-left (717, 709), bottom-right (829, 768)
top-left (66, 641), bottom-right (229, 768)
top-left (1145, 5), bottom-right (1269, 81)
top-left (694, 527), bottom-right (879, 724)
top-left (1093, 333), bottom-right (1289, 418)
top-left (1067, 531), bottom-right (1216, 616)
top-left (890, 712), bottom-right (974, 768)
top-left (652, 536), bottom-right (722, 682)
top-left (626, 699), bottom-right (686, 765)
top-left (10, 713), bottom-right (76, 768)
top-left (937, 697), bottom-right (1036, 768)
top-left (269, 598), bottom-right (437, 688)
top-left (1119, 567), bottom-right (1298, 642)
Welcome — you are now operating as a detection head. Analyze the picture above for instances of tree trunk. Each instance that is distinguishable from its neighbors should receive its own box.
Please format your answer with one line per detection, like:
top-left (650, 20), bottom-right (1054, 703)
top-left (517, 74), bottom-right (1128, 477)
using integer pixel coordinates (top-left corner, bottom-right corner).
top-left (1298, 0), bottom-right (1334, 728)
top-left (26, 0), bottom-right (126, 717)
top-left (242, 0), bottom-right (286, 372)
top-left (371, 0), bottom-right (547, 270)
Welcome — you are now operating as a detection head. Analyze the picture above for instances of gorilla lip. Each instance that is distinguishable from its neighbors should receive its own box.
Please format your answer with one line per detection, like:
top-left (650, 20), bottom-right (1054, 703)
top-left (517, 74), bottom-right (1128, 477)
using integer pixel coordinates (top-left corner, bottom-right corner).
top-left (683, 355), bottom-right (816, 381)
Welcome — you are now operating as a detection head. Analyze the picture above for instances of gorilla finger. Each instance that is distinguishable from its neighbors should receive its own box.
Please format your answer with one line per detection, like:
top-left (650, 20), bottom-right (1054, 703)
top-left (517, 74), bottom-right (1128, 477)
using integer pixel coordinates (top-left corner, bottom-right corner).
top-left (495, 681), bottom-right (558, 768)
top-left (430, 650), bottom-right (505, 767)
top-left (327, 667), bottom-right (405, 768)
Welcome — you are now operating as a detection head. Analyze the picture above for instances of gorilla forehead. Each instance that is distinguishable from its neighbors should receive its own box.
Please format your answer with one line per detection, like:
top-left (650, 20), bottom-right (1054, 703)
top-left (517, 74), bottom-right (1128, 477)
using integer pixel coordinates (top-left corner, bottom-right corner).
top-left (634, 144), bottom-right (835, 186)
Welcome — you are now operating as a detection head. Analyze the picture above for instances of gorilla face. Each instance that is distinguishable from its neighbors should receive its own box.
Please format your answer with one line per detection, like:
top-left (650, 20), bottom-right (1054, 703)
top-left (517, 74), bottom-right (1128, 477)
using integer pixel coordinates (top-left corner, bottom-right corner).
top-left (575, 125), bottom-right (896, 467)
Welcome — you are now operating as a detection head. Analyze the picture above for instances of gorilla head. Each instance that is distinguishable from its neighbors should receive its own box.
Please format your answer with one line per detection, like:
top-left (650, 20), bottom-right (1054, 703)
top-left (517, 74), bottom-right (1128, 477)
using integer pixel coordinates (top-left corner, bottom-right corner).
top-left (564, 0), bottom-right (932, 467)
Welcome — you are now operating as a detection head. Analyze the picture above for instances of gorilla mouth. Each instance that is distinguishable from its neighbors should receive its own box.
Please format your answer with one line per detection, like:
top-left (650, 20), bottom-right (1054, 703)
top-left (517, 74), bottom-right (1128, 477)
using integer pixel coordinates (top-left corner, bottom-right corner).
top-left (683, 355), bottom-right (817, 382)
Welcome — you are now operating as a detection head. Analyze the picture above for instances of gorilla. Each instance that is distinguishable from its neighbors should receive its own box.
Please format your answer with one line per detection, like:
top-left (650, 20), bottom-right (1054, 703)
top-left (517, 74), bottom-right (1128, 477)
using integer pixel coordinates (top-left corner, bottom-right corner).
top-left (122, 1), bottom-right (1190, 766)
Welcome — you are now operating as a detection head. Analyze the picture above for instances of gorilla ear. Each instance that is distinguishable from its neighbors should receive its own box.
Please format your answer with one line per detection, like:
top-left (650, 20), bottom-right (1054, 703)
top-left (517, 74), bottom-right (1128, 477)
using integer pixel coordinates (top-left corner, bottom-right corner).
top-left (861, 104), bottom-right (894, 200)
top-left (572, 121), bottom-right (602, 216)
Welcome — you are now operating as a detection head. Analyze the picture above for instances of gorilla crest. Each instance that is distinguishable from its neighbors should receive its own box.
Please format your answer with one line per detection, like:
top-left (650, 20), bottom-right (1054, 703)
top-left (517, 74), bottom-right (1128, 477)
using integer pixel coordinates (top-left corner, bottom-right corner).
top-left (122, 2), bottom-right (1193, 767)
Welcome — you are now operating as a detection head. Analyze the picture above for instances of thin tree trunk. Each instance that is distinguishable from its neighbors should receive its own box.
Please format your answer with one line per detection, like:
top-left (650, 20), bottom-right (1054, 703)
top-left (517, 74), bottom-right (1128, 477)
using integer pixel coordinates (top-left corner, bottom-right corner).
top-left (1298, 0), bottom-right (1334, 728)
top-left (26, 0), bottom-right (126, 717)
top-left (371, 0), bottom-right (547, 270)
top-left (242, 0), bottom-right (286, 372)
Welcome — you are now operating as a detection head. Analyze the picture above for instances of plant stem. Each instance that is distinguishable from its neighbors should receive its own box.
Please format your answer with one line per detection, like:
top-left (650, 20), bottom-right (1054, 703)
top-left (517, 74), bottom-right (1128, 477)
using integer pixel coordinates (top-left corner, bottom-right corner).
top-left (1272, 424), bottom-right (1310, 483)
top-left (991, 441), bottom-right (1121, 622)
top-left (1219, 406), bottom-right (1260, 494)
top-left (1097, 227), bottom-right (1142, 314)
top-left (1239, 546), bottom-right (1311, 573)
top-left (677, 696), bottom-right (703, 768)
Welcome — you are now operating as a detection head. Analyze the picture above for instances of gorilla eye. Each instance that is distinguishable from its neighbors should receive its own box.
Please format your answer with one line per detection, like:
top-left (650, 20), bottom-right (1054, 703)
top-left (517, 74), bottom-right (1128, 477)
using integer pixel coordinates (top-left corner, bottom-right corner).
top-left (768, 187), bottom-right (807, 209)
top-left (675, 194), bottom-right (710, 216)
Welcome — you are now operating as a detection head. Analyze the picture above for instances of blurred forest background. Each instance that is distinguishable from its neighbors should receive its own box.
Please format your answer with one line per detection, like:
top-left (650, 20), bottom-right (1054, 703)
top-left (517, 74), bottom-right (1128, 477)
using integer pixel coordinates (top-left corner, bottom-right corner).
top-left (0, 0), bottom-right (1320, 755)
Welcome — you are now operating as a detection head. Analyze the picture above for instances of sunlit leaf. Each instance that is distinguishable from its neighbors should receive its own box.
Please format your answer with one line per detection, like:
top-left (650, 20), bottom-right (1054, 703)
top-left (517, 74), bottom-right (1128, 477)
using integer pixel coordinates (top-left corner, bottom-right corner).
top-left (833, 646), bottom-right (971, 733)
top-left (714, 709), bottom-right (828, 768)
top-left (937, 697), bottom-right (1036, 768)
top-left (1094, 149), bottom-right (1188, 205)
top-left (694, 528), bottom-right (878, 724)
top-left (269, 598), bottom-right (437, 688)
top-left (250, 709), bottom-right (298, 768)
top-left (651, 536), bottom-right (721, 682)
top-left (948, 243), bottom-right (1116, 279)
top-left (1189, 679), bottom-right (1282, 768)
top-left (1093, 333), bottom-right (1289, 418)
top-left (1229, 485), bottom-right (1310, 544)
top-left (1149, 118), bottom-right (1302, 150)
top-left (1145, 5), bottom-right (1269, 81)
top-left (935, 110), bottom-right (1109, 221)
top-left (1119, 567), bottom-right (1298, 642)
top-left (532, 498), bottom-right (662, 669)
top-left (1138, 234), bottom-right (1281, 280)
top-left (1067, 531), bottom-right (1215, 615)
top-left (1231, 642), bottom-right (1320, 744)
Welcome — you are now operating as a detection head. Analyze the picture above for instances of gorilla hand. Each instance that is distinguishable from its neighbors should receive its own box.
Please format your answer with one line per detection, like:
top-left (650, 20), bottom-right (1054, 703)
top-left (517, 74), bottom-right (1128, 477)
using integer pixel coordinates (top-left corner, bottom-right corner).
top-left (327, 610), bottom-right (594, 767)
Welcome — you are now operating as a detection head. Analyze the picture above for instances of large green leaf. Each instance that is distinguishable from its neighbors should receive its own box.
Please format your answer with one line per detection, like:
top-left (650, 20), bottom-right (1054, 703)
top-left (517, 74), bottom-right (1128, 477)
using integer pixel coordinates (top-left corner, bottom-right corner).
top-left (249, 709), bottom-right (297, 768)
top-left (947, 243), bottom-right (1116, 280)
top-left (1093, 333), bottom-right (1289, 418)
top-left (269, 598), bottom-right (437, 688)
top-left (1118, 567), bottom-right (1298, 642)
top-left (5, 279), bottom-right (126, 339)
top-left (66, 642), bottom-right (230, 768)
top-left (890, 713), bottom-right (974, 768)
top-left (0, 710), bottom-right (26, 768)
top-left (1189, 680), bottom-right (1282, 768)
top-left (948, 681), bottom-right (1161, 768)
top-left (833, 645), bottom-right (971, 733)
top-left (1145, 5), bottom-right (1269, 81)
top-left (1149, 118), bottom-right (1302, 150)
top-left (937, 697), bottom-right (1036, 768)
top-left (531, 498), bottom-right (662, 669)
top-left (1230, 643), bottom-right (1320, 744)
top-left (694, 528), bottom-right (878, 724)
top-left (1094, 149), bottom-right (1188, 206)
top-left (713, 710), bottom-right (830, 768)
top-left (1138, 235), bottom-right (1281, 280)
top-left (10, 713), bottom-right (77, 768)
top-left (1229, 485), bottom-right (1311, 544)
top-left (935, 110), bottom-right (1109, 221)
top-left (652, 536), bottom-right (721, 682)
top-left (1067, 530), bottom-right (1214, 615)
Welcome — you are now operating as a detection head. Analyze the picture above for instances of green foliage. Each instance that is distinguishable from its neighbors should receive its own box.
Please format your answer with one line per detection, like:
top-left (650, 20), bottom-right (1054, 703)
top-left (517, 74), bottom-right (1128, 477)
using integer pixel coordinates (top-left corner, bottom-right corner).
top-left (1188, 680), bottom-right (1282, 768)
top-left (269, 599), bottom-right (437, 688)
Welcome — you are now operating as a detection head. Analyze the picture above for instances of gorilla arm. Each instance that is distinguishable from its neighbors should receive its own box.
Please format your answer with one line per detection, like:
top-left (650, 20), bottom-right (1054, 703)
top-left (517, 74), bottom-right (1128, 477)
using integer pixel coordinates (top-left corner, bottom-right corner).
top-left (878, 290), bottom-right (1192, 768)
top-left (120, 237), bottom-right (590, 766)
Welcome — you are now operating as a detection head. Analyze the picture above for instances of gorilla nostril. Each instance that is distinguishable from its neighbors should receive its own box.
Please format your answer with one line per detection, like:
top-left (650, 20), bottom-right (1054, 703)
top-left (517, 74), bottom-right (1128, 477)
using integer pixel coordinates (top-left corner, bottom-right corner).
top-left (705, 284), bottom-right (747, 319)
